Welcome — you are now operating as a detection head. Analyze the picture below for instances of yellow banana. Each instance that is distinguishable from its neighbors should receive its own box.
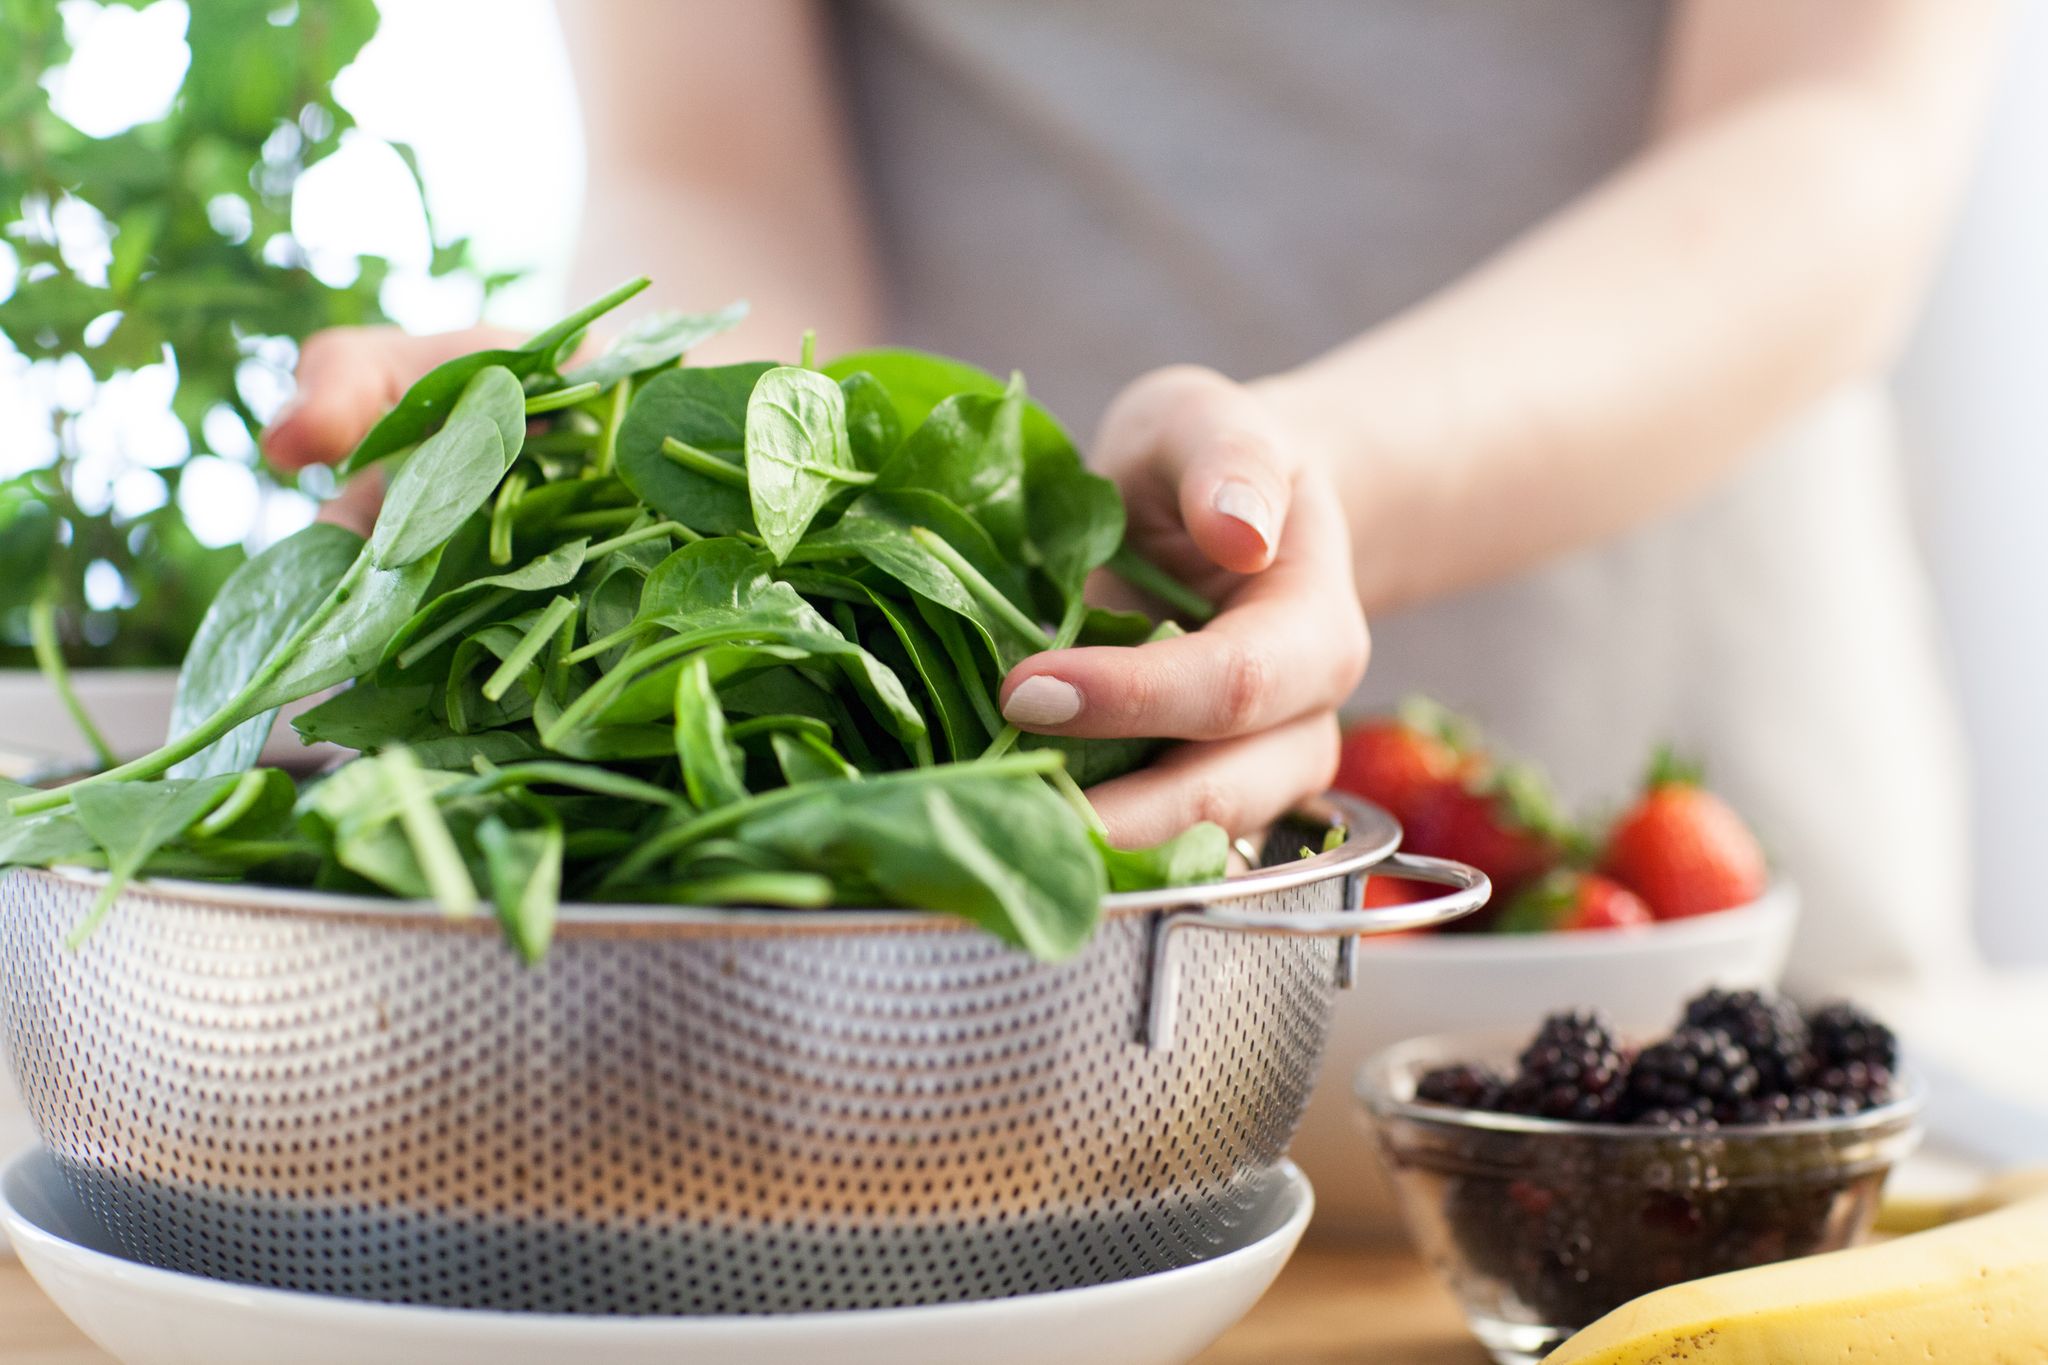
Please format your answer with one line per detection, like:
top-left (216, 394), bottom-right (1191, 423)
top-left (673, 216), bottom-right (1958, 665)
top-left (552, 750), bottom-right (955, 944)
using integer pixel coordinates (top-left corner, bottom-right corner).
top-left (1547, 1192), bottom-right (2048, 1363)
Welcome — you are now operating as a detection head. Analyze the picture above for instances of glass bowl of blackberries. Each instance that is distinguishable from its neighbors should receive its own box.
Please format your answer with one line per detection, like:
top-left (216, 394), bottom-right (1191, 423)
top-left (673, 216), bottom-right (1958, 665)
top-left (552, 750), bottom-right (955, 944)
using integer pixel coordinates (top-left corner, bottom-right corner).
top-left (1356, 989), bottom-right (1921, 1365)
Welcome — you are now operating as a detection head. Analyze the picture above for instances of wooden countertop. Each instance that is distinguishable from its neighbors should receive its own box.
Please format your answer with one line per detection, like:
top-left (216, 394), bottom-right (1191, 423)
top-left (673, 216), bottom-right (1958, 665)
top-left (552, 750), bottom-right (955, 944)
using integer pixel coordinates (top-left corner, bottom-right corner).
top-left (0, 1235), bottom-right (1483, 1365)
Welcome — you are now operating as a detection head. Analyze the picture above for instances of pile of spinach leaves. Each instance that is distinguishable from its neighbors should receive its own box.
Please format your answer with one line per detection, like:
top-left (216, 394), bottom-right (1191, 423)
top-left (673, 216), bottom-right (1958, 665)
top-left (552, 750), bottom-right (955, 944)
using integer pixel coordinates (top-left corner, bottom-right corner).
top-left (0, 280), bottom-right (1227, 962)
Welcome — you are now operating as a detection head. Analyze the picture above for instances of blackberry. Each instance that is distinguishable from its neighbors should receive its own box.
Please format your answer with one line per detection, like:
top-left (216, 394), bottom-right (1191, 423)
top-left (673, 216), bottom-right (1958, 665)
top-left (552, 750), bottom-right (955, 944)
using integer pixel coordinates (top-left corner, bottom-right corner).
top-left (1721, 1086), bottom-right (1855, 1126)
top-left (1623, 1026), bottom-right (1759, 1120)
top-left (1415, 1063), bottom-right (1507, 1111)
top-left (1631, 1099), bottom-right (1717, 1131)
top-left (1503, 1011), bottom-right (1629, 1121)
top-left (1808, 1001), bottom-right (1897, 1073)
top-left (1683, 988), bottom-right (1811, 1093)
top-left (1814, 1059), bottom-right (1895, 1112)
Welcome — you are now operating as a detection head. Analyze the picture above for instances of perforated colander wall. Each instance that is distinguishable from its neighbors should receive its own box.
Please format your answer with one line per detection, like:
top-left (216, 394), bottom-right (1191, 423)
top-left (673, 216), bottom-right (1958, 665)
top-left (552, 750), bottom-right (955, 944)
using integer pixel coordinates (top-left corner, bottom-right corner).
top-left (0, 868), bottom-right (1340, 1314)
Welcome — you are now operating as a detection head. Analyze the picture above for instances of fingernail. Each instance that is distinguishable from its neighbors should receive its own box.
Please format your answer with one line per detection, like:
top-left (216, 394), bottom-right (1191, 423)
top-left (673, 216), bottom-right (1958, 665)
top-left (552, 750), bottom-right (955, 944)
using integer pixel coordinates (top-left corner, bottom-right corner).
top-left (1003, 675), bottom-right (1083, 727)
top-left (1212, 480), bottom-right (1274, 552)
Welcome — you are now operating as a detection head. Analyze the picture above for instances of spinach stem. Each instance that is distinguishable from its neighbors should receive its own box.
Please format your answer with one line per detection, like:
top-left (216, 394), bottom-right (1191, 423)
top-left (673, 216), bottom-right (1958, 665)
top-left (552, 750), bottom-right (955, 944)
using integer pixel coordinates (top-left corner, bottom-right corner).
top-left (521, 431), bottom-right (600, 457)
top-left (660, 437), bottom-right (747, 486)
top-left (799, 329), bottom-right (817, 370)
top-left (1108, 544), bottom-right (1216, 623)
top-left (382, 750), bottom-right (478, 915)
top-left (1046, 766), bottom-right (1106, 835)
top-left (489, 471), bottom-right (529, 565)
top-left (587, 519), bottom-right (697, 559)
top-left (524, 381), bottom-right (601, 415)
top-left (482, 597), bottom-right (578, 703)
top-left (607, 752), bottom-right (1066, 884)
top-left (10, 553), bottom-right (373, 816)
top-left (395, 590), bottom-right (512, 671)
top-left (562, 620), bottom-right (645, 665)
top-left (909, 527), bottom-right (1050, 648)
top-left (552, 506), bottom-right (641, 534)
top-left (594, 374), bottom-right (631, 478)
top-left (29, 594), bottom-right (116, 770)
top-left (192, 768), bottom-right (270, 839)
top-left (980, 597), bottom-right (1087, 762)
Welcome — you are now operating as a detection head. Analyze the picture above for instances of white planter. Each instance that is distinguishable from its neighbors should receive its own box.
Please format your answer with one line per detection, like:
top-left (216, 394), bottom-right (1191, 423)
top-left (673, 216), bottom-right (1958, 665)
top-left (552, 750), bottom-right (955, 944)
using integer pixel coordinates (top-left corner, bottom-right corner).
top-left (0, 669), bottom-right (323, 779)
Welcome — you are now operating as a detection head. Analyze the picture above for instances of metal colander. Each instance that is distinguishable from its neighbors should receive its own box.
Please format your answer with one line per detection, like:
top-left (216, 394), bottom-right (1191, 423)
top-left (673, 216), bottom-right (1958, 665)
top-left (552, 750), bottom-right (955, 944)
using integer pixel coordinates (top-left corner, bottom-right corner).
top-left (0, 794), bottom-right (1485, 1314)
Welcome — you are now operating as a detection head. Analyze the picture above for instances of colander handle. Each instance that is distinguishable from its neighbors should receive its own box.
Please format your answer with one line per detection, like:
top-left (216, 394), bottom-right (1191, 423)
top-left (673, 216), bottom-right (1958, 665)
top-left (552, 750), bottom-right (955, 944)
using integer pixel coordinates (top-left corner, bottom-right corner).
top-left (1142, 851), bottom-right (1489, 1051)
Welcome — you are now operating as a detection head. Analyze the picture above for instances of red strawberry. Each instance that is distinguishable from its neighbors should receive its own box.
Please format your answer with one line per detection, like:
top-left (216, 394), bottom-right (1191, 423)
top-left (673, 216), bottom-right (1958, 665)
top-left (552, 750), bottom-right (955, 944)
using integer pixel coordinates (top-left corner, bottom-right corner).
top-left (1361, 875), bottom-right (1437, 907)
top-left (1601, 750), bottom-right (1767, 919)
top-left (1334, 697), bottom-right (1474, 827)
top-left (1402, 760), bottom-right (1576, 903)
top-left (1497, 870), bottom-right (1652, 933)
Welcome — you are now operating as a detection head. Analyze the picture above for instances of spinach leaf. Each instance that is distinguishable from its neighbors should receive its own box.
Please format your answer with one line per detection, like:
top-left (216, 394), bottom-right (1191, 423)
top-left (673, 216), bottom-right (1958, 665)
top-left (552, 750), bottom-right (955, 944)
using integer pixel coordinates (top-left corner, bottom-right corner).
top-left (674, 656), bottom-right (748, 810)
top-left (822, 348), bottom-right (1075, 464)
top-left (248, 549), bottom-right (443, 711)
top-left (0, 807), bottom-right (98, 868)
top-left (477, 812), bottom-right (563, 965)
top-left (384, 537), bottom-right (590, 676)
top-left (1093, 823), bottom-right (1229, 893)
top-left (341, 277), bottom-right (649, 475)
top-left (838, 371), bottom-right (903, 471)
top-left (561, 301), bottom-right (748, 391)
top-left (69, 775), bottom-right (240, 945)
top-left (167, 522), bottom-right (363, 778)
top-left (740, 771), bottom-right (1103, 960)
top-left (875, 377), bottom-right (1026, 555)
top-left (771, 730), bottom-right (859, 785)
top-left (370, 366), bottom-right (525, 569)
top-left (614, 362), bottom-right (773, 537)
top-left (292, 683), bottom-right (440, 750)
top-left (745, 366), bottom-right (866, 563)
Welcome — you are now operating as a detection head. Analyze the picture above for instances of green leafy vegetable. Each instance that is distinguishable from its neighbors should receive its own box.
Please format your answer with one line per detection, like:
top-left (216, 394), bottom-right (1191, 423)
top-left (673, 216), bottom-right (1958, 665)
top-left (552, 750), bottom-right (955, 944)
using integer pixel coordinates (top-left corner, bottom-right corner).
top-left (167, 523), bottom-right (363, 779)
top-left (745, 366), bottom-right (870, 562)
top-left (0, 283), bottom-right (1236, 961)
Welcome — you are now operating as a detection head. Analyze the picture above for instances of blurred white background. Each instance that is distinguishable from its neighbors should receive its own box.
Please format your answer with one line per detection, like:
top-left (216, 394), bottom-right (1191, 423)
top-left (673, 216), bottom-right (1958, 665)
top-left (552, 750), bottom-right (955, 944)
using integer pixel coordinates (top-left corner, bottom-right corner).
top-left (3, 0), bottom-right (2043, 963)
top-left (1897, 0), bottom-right (2048, 968)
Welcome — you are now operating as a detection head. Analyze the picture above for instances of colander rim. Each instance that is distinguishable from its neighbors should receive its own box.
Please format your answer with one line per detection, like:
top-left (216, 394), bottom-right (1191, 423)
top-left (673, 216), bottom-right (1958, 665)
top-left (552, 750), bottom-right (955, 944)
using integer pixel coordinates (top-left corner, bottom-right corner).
top-left (11, 791), bottom-right (1399, 936)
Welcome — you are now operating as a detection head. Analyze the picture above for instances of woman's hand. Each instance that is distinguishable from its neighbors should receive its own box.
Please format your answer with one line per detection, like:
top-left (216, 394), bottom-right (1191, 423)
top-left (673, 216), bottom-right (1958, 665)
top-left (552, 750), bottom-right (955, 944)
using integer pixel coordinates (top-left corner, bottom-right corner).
top-left (261, 324), bottom-right (524, 533)
top-left (999, 365), bottom-right (1369, 847)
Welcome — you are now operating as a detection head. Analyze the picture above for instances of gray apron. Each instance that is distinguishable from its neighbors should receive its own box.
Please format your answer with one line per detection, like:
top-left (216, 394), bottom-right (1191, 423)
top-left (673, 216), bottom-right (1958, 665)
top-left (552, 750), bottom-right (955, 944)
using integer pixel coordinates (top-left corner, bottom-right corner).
top-left (834, 0), bottom-right (1975, 991)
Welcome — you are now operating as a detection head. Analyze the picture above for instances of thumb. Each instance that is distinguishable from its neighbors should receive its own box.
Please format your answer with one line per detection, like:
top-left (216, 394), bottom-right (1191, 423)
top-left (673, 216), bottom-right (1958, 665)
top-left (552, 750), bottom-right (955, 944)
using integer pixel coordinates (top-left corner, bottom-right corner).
top-left (1095, 366), bottom-right (1297, 577)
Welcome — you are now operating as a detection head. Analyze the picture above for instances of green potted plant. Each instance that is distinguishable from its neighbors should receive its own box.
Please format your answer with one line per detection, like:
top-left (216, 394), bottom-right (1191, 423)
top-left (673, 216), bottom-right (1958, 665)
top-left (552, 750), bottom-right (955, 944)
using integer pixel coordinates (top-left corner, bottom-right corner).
top-left (0, 0), bottom-right (477, 775)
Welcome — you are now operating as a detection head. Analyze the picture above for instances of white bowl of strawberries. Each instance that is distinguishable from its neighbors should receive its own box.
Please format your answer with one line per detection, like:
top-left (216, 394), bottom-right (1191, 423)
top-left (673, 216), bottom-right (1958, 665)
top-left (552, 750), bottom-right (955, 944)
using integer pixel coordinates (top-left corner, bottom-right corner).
top-left (1291, 701), bottom-right (1799, 1236)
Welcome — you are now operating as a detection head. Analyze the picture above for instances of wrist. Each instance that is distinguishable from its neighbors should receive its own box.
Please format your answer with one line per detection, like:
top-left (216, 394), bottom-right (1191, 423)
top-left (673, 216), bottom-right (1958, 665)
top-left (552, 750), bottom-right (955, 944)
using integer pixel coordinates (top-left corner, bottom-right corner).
top-left (1250, 353), bottom-right (1445, 615)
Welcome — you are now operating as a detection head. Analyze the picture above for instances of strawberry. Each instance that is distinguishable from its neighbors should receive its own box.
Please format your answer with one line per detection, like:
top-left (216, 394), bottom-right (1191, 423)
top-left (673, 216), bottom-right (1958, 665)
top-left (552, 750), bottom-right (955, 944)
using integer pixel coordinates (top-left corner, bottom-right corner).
top-left (1601, 750), bottom-right (1767, 919)
top-left (1402, 760), bottom-right (1576, 903)
top-left (1361, 875), bottom-right (1437, 907)
top-left (1497, 870), bottom-right (1652, 934)
top-left (1333, 697), bottom-right (1474, 827)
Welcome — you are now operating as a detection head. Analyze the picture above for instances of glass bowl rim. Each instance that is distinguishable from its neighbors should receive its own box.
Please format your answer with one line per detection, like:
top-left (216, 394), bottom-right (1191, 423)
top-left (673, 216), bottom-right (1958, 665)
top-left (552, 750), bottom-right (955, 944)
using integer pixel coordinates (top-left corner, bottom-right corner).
top-left (1355, 1030), bottom-right (1925, 1141)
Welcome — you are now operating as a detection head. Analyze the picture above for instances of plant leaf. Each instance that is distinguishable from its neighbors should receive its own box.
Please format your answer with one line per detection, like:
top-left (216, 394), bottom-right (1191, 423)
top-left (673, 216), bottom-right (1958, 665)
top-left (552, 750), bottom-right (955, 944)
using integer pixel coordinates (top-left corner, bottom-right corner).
top-left (674, 656), bottom-right (748, 809)
top-left (167, 521), bottom-right (363, 778)
top-left (69, 775), bottom-right (241, 944)
top-left (478, 813), bottom-right (562, 965)
top-left (745, 366), bottom-right (860, 562)
top-left (561, 301), bottom-right (748, 391)
top-left (370, 366), bottom-right (525, 569)
top-left (614, 362), bottom-right (773, 536)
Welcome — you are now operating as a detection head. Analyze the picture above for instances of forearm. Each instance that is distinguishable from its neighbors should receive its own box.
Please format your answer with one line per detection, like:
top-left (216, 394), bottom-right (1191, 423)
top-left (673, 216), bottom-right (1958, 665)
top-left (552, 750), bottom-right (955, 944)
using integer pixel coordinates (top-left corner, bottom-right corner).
top-left (1262, 2), bottom-right (2002, 615)
top-left (557, 0), bottom-right (881, 363)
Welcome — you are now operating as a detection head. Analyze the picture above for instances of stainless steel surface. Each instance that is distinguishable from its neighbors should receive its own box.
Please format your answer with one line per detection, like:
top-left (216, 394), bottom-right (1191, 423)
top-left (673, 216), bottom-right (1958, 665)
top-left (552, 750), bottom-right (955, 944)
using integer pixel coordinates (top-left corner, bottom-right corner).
top-left (0, 794), bottom-right (1482, 1315)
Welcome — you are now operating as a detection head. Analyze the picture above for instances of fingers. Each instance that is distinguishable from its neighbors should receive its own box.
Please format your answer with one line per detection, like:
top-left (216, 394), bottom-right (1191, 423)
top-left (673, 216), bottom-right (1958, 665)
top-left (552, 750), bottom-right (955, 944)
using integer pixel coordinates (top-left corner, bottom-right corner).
top-left (1085, 712), bottom-right (1342, 846)
top-left (314, 469), bottom-right (384, 538)
top-left (262, 325), bottom-right (522, 470)
top-left (1000, 464), bottom-right (1367, 741)
top-left (1093, 366), bottom-right (1298, 576)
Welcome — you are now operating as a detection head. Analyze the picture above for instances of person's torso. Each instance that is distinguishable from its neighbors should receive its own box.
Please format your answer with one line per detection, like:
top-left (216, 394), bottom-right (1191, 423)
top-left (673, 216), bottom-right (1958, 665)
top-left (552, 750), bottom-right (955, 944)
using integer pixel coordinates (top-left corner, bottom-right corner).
top-left (833, 0), bottom-right (1974, 990)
